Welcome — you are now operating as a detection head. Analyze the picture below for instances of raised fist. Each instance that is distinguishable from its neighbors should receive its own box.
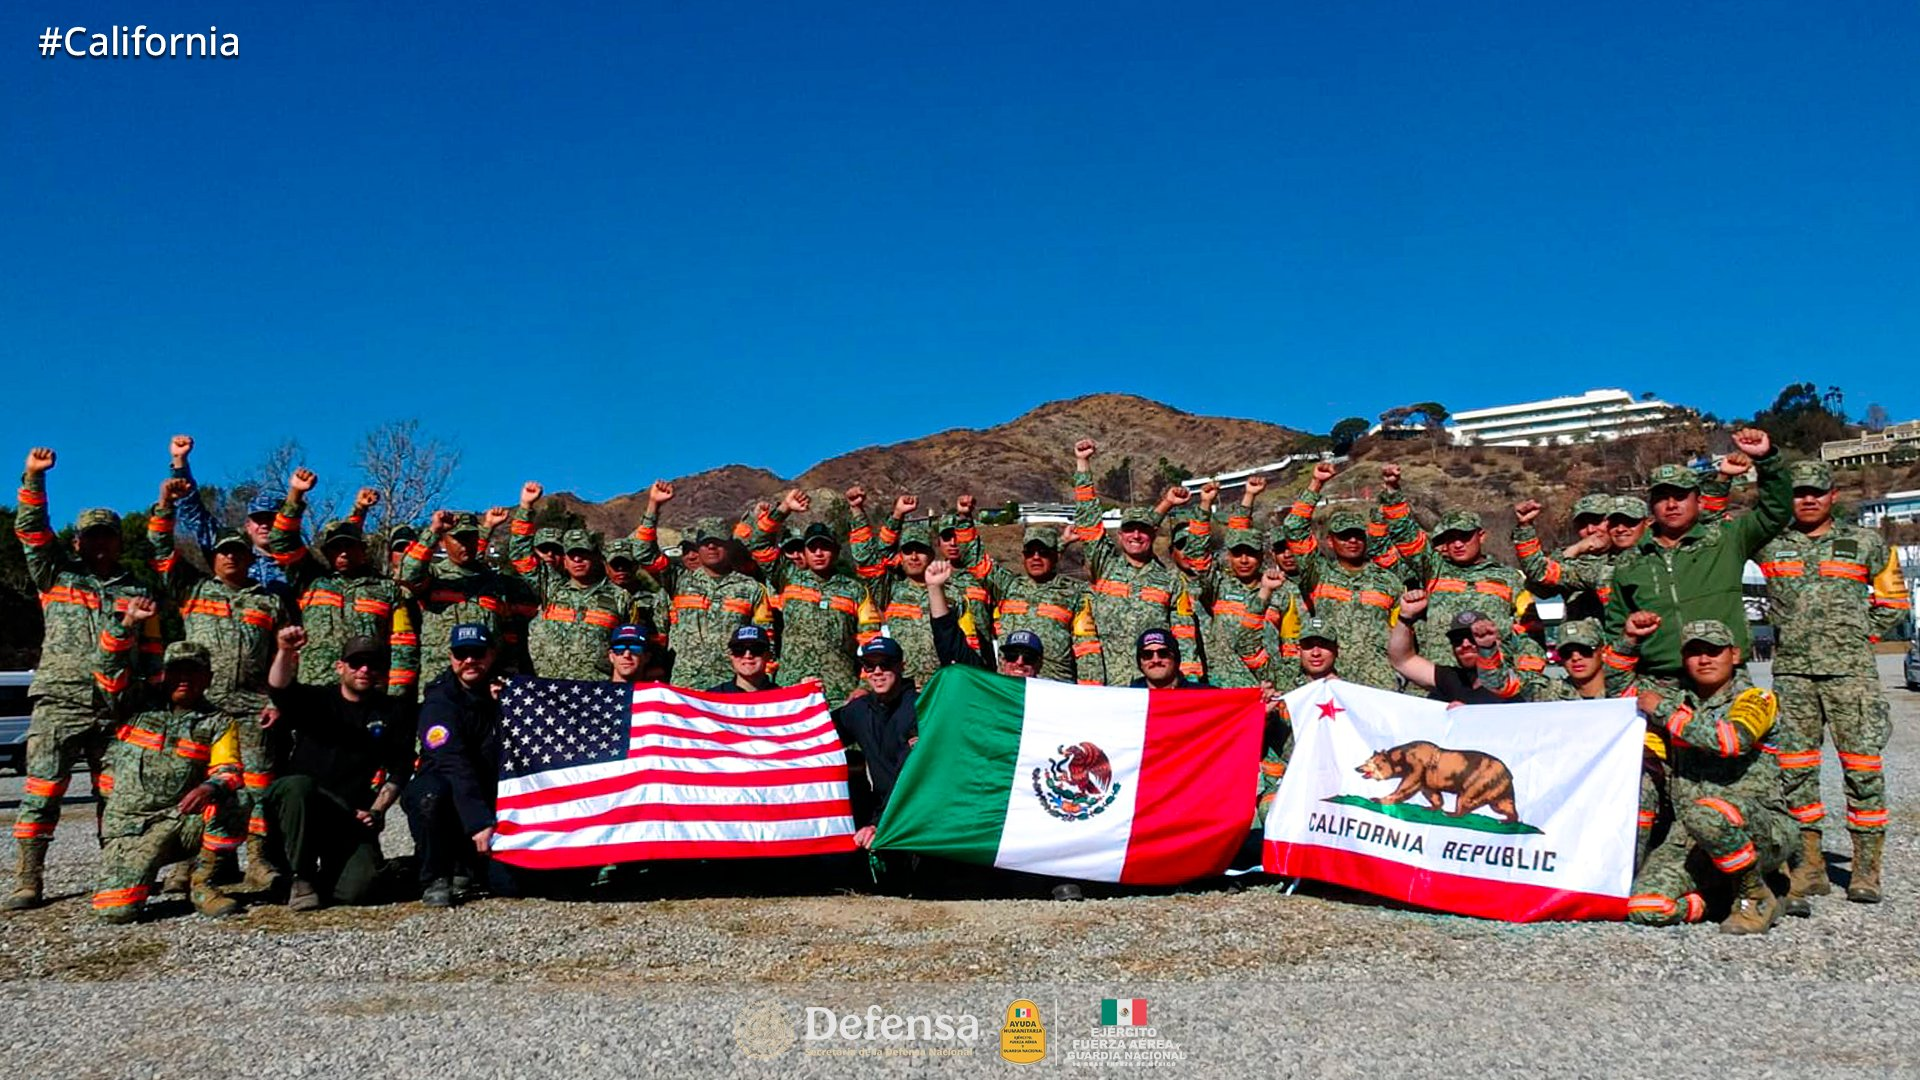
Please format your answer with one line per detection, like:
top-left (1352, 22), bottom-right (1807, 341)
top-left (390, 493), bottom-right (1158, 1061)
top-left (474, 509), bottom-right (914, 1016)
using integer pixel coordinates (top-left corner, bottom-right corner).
top-left (844, 485), bottom-right (866, 512)
top-left (1636, 689), bottom-right (1665, 719)
top-left (159, 478), bottom-right (192, 506)
top-left (1244, 474), bottom-right (1268, 497)
top-left (1397, 588), bottom-right (1429, 619)
top-left (955, 493), bottom-right (976, 517)
top-left (648, 481), bottom-right (675, 505)
top-left (1164, 485), bottom-right (1192, 506)
top-left (1471, 618), bottom-right (1500, 650)
top-left (893, 494), bottom-right (918, 518)
top-left (169, 435), bottom-right (194, 464)
top-left (1260, 567), bottom-right (1288, 593)
top-left (1624, 611), bottom-right (1662, 641)
top-left (482, 507), bottom-right (510, 531)
top-left (1074, 439), bottom-right (1097, 464)
top-left (1310, 462), bottom-right (1337, 491)
top-left (1380, 464), bottom-right (1402, 489)
top-left (288, 467), bottom-right (317, 495)
top-left (924, 559), bottom-right (954, 587)
top-left (1199, 481), bottom-right (1220, 508)
top-left (1730, 427), bottom-right (1772, 459)
top-left (277, 626), bottom-right (309, 650)
top-left (781, 488), bottom-right (811, 514)
top-left (1513, 500), bottom-right (1542, 526)
top-left (520, 482), bottom-right (543, 508)
top-left (25, 448), bottom-right (54, 475)
top-left (354, 487), bottom-right (380, 512)
top-left (122, 595), bottom-right (158, 627)
top-left (1717, 451), bottom-right (1752, 479)
top-left (430, 509), bottom-right (453, 534)
top-left (1568, 533), bottom-right (1611, 556)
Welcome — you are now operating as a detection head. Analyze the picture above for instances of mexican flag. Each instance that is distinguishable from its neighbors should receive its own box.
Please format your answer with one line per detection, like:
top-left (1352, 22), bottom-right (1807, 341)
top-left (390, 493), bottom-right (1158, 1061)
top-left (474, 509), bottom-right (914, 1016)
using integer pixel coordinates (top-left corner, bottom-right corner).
top-left (1262, 679), bottom-right (1642, 921)
top-left (1101, 998), bottom-right (1148, 1026)
top-left (873, 667), bottom-right (1263, 884)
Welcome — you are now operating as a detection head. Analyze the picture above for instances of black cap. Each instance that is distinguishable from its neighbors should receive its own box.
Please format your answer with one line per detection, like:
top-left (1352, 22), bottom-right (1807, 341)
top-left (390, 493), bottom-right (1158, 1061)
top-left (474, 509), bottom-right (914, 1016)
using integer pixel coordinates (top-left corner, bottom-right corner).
top-left (340, 635), bottom-right (383, 663)
top-left (802, 522), bottom-right (839, 546)
top-left (1447, 609), bottom-right (1489, 637)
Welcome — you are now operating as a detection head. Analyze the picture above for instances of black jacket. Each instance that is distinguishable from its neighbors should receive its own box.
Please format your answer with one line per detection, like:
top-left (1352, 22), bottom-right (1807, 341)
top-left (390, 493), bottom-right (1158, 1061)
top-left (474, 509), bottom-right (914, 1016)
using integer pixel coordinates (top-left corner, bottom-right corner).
top-left (268, 683), bottom-right (412, 810)
top-left (931, 610), bottom-right (994, 671)
top-left (831, 683), bottom-right (918, 827)
top-left (414, 670), bottom-right (502, 833)
top-left (704, 678), bottom-right (777, 694)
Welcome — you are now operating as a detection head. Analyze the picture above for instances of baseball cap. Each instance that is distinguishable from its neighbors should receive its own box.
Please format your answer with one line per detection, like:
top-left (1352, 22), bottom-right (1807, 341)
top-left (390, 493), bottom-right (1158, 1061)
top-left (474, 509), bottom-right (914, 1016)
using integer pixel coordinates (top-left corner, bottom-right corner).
top-left (162, 641), bottom-right (212, 670)
top-left (1325, 509), bottom-right (1368, 536)
top-left (560, 528), bottom-right (598, 555)
top-left (75, 508), bottom-right (121, 534)
top-left (1002, 629), bottom-right (1045, 657)
top-left (448, 511), bottom-right (482, 536)
top-left (605, 538), bottom-right (636, 564)
top-left (318, 520), bottom-right (364, 550)
top-left (1647, 464), bottom-right (1700, 493)
top-left (1557, 619), bottom-right (1603, 650)
top-left (858, 636), bottom-right (903, 662)
top-left (1681, 620), bottom-right (1736, 648)
top-left (897, 522), bottom-right (934, 552)
top-left (386, 523), bottom-right (419, 550)
top-left (1224, 528), bottom-right (1264, 553)
top-left (801, 522), bottom-right (839, 547)
top-left (1136, 628), bottom-right (1175, 654)
top-left (1609, 496), bottom-right (1649, 521)
top-left (340, 635), bottom-right (383, 664)
top-left (246, 491), bottom-right (283, 517)
top-left (212, 530), bottom-right (252, 554)
top-left (449, 623), bottom-right (492, 650)
top-left (1572, 494), bottom-right (1613, 520)
top-left (1119, 506), bottom-right (1159, 529)
top-left (730, 625), bottom-right (771, 650)
top-left (779, 527), bottom-right (805, 552)
top-left (689, 518), bottom-right (729, 546)
top-left (1446, 609), bottom-right (1490, 638)
top-left (1297, 617), bottom-right (1339, 647)
top-left (1435, 510), bottom-right (1483, 537)
top-left (1787, 460), bottom-right (1833, 492)
top-left (611, 623), bottom-right (650, 649)
top-left (534, 527), bottom-right (563, 551)
top-left (1021, 526), bottom-right (1060, 551)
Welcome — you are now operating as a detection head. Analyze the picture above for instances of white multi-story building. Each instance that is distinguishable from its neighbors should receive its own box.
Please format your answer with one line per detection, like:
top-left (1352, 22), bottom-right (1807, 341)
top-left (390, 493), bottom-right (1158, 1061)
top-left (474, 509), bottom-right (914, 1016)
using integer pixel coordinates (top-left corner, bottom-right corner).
top-left (1445, 388), bottom-right (1685, 448)
top-left (1821, 421), bottom-right (1920, 467)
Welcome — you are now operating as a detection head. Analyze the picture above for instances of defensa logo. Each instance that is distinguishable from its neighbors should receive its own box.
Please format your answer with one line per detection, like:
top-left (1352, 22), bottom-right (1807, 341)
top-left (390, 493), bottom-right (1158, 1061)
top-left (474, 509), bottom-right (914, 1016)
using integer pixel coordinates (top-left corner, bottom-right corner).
top-left (1033, 741), bottom-right (1121, 820)
top-left (733, 1002), bottom-right (983, 1060)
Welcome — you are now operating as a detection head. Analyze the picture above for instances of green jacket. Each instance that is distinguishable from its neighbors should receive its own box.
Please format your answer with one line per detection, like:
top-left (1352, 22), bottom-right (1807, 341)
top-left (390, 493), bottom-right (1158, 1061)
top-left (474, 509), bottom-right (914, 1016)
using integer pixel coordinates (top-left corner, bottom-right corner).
top-left (1602, 451), bottom-right (1791, 678)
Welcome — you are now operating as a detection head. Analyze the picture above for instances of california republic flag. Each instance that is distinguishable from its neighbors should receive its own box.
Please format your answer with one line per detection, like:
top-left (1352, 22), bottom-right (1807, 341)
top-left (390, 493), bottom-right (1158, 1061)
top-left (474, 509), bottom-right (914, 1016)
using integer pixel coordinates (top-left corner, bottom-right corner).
top-left (1262, 680), bottom-right (1642, 921)
top-left (874, 667), bottom-right (1264, 884)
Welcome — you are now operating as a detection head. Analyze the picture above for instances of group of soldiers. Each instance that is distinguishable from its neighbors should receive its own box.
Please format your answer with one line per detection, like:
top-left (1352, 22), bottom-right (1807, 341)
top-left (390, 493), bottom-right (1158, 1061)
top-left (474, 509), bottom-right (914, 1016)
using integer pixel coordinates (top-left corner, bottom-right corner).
top-left (5, 428), bottom-right (1910, 932)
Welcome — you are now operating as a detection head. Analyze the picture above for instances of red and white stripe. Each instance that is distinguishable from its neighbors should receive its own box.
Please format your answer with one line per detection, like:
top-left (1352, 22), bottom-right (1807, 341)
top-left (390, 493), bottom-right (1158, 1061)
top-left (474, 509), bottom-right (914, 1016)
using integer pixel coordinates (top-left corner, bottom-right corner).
top-left (492, 683), bottom-right (856, 868)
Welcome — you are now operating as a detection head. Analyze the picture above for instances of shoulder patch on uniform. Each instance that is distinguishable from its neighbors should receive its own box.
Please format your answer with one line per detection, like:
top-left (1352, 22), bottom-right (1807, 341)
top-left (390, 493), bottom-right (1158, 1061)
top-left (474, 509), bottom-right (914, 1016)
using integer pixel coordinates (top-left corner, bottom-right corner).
top-left (424, 724), bottom-right (450, 749)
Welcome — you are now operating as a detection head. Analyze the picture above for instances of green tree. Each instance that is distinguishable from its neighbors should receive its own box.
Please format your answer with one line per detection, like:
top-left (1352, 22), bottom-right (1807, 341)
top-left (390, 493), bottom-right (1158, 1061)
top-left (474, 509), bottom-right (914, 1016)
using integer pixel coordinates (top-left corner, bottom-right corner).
top-left (1753, 381), bottom-right (1853, 454)
top-left (1329, 417), bottom-right (1370, 455)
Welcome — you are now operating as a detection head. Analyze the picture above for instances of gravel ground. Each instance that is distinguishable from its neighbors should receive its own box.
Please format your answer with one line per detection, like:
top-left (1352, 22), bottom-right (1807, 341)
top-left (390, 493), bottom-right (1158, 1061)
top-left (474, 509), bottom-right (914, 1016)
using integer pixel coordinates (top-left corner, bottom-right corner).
top-left (4, 657), bottom-right (1918, 1078)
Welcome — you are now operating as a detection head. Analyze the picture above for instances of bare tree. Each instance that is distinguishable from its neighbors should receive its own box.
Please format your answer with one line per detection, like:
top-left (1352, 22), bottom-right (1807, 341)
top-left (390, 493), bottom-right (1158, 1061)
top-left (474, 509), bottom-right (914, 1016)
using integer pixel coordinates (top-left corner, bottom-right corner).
top-left (355, 420), bottom-right (461, 533)
top-left (216, 438), bottom-right (336, 527)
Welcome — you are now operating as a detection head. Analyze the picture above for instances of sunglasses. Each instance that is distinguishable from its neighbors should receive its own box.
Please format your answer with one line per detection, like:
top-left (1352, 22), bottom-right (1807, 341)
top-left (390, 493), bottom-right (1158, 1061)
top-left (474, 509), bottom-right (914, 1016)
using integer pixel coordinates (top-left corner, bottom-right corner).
top-left (859, 658), bottom-right (898, 671)
top-left (1558, 645), bottom-right (1597, 658)
top-left (451, 647), bottom-right (490, 661)
top-left (1002, 648), bottom-right (1041, 665)
top-left (610, 645), bottom-right (648, 656)
top-left (1138, 647), bottom-right (1174, 660)
top-left (341, 656), bottom-right (377, 670)
top-left (1606, 517), bottom-right (1641, 526)
top-left (729, 645), bottom-right (769, 657)
top-left (804, 540), bottom-right (839, 553)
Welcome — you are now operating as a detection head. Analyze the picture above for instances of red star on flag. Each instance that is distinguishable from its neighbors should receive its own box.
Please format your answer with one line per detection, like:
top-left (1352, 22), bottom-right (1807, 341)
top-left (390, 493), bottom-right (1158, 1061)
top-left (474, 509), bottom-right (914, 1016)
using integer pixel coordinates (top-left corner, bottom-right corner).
top-left (1316, 700), bottom-right (1345, 720)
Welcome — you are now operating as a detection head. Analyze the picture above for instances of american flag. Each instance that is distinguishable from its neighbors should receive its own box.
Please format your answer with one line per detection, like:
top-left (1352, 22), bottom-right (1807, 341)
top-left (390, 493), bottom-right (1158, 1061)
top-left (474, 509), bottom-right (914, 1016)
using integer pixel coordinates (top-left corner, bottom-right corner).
top-left (491, 678), bottom-right (857, 869)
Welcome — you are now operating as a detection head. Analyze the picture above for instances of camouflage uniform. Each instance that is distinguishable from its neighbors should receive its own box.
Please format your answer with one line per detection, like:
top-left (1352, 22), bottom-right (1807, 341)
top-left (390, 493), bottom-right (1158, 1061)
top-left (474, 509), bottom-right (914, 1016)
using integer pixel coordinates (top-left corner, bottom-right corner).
top-left (632, 513), bottom-right (774, 690)
top-left (865, 521), bottom-right (955, 687)
top-left (505, 515), bottom-right (631, 679)
top-left (1403, 510), bottom-right (1531, 665)
top-left (9, 475), bottom-right (168, 883)
top-left (965, 526), bottom-right (1104, 685)
top-left (89, 637), bottom-right (243, 922)
top-left (153, 512), bottom-right (294, 843)
top-left (1619, 623), bottom-right (1795, 927)
top-left (397, 513), bottom-right (538, 685)
top-left (1757, 461), bottom-right (1911, 898)
top-left (1179, 524), bottom-right (1287, 689)
top-left (1070, 471), bottom-right (1201, 685)
top-left (1278, 492), bottom-right (1410, 691)
top-left (934, 513), bottom-right (1000, 657)
top-left (1510, 494), bottom-right (1616, 622)
top-left (748, 513), bottom-right (881, 707)
top-left (604, 539), bottom-right (667, 634)
top-left (266, 498), bottom-right (413, 698)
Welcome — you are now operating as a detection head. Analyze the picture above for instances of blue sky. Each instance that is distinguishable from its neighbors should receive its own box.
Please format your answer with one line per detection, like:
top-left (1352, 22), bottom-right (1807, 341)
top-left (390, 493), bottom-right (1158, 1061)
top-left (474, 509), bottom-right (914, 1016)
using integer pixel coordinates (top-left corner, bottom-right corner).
top-left (5, 2), bottom-right (1916, 517)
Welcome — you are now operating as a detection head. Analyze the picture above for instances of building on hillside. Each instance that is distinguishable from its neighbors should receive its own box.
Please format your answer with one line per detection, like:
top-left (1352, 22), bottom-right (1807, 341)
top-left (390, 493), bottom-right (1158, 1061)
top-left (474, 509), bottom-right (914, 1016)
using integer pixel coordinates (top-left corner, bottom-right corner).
top-left (1860, 491), bottom-right (1920, 529)
top-left (1445, 388), bottom-right (1686, 448)
top-left (1821, 421), bottom-right (1920, 467)
top-left (1016, 450), bottom-right (1335, 525)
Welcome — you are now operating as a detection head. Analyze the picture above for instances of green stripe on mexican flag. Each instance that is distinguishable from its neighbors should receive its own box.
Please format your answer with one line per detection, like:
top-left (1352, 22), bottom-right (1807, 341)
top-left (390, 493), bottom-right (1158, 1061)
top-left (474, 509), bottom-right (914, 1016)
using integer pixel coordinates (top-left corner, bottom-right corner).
top-left (872, 666), bottom-right (1263, 884)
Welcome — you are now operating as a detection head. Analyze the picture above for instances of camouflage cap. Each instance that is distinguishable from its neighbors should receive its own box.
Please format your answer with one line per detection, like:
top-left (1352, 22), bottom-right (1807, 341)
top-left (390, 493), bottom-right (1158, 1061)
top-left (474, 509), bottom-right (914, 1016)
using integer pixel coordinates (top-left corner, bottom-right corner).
top-left (1435, 510), bottom-right (1483, 536)
top-left (162, 641), bottom-right (212, 669)
top-left (386, 523), bottom-right (419, 550)
top-left (1118, 506), bottom-right (1159, 528)
top-left (689, 518), bottom-right (729, 545)
top-left (245, 490), bottom-right (284, 517)
top-left (317, 519), bottom-right (365, 550)
top-left (1324, 509), bottom-right (1368, 535)
top-left (897, 521), bottom-right (935, 552)
top-left (533, 526), bottom-right (564, 550)
top-left (1787, 459), bottom-right (1834, 492)
top-left (1609, 496), bottom-right (1649, 521)
top-left (212, 529), bottom-right (252, 554)
top-left (1223, 528), bottom-right (1264, 552)
top-left (1680, 619), bottom-right (1736, 648)
top-left (779, 526), bottom-right (805, 551)
top-left (560, 528), bottom-right (598, 555)
top-left (1021, 526), bottom-right (1061, 550)
top-left (935, 513), bottom-right (964, 538)
top-left (604, 538), bottom-right (637, 563)
top-left (74, 508), bottom-right (121, 533)
top-left (800, 522), bottom-right (839, 546)
top-left (1297, 616), bottom-right (1339, 647)
top-left (1572, 494), bottom-right (1613, 520)
top-left (448, 511), bottom-right (482, 535)
top-left (1647, 464), bottom-right (1700, 493)
top-left (1557, 619), bottom-right (1603, 650)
